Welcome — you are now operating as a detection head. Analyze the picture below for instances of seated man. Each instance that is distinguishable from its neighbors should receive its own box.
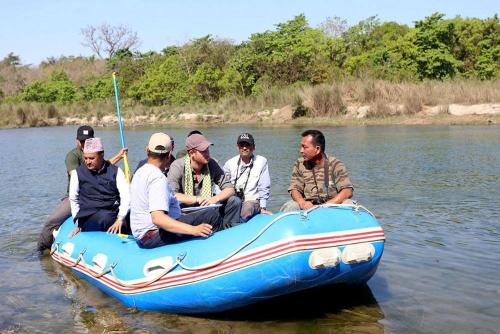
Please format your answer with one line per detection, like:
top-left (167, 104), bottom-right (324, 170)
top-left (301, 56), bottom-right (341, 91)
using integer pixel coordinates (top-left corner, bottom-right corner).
top-left (131, 133), bottom-right (222, 248)
top-left (167, 133), bottom-right (241, 229)
top-left (223, 133), bottom-right (272, 222)
top-left (69, 138), bottom-right (130, 236)
top-left (37, 125), bottom-right (127, 252)
top-left (281, 129), bottom-right (354, 211)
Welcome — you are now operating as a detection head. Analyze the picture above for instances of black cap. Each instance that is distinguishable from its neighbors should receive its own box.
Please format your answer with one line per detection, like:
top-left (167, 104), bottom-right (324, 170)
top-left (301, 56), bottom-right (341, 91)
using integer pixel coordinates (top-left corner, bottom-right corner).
top-left (237, 133), bottom-right (254, 145)
top-left (76, 125), bottom-right (94, 141)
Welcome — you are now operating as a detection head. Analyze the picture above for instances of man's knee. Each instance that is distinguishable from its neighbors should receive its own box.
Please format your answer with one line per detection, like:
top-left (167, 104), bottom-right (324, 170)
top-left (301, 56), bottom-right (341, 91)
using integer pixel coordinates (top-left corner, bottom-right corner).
top-left (80, 211), bottom-right (117, 232)
top-left (280, 200), bottom-right (300, 212)
top-left (240, 201), bottom-right (260, 222)
top-left (225, 195), bottom-right (242, 210)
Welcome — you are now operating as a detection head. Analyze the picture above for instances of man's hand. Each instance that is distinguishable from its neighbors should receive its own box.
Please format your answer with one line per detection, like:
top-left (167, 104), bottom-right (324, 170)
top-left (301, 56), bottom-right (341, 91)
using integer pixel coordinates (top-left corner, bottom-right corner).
top-left (107, 218), bottom-right (123, 234)
top-left (191, 223), bottom-right (213, 237)
top-left (260, 208), bottom-right (273, 215)
top-left (198, 196), bottom-right (219, 206)
top-left (109, 148), bottom-right (129, 165)
top-left (69, 226), bottom-right (81, 237)
top-left (299, 200), bottom-right (314, 209)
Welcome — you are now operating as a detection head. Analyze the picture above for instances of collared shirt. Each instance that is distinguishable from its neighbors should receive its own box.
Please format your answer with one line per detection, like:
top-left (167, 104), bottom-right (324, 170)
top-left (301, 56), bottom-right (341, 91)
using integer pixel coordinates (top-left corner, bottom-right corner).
top-left (167, 157), bottom-right (233, 196)
top-left (69, 164), bottom-right (130, 219)
top-left (223, 154), bottom-right (271, 208)
top-left (288, 155), bottom-right (353, 202)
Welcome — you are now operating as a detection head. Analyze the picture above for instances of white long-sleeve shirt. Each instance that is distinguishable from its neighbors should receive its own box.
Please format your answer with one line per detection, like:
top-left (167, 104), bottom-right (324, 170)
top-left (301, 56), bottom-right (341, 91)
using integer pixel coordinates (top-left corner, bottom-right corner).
top-left (69, 167), bottom-right (130, 220)
top-left (223, 154), bottom-right (271, 209)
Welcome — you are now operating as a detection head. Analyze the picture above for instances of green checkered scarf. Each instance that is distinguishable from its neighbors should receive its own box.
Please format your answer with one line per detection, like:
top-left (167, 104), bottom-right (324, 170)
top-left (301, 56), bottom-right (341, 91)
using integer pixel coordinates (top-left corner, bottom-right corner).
top-left (183, 154), bottom-right (212, 198)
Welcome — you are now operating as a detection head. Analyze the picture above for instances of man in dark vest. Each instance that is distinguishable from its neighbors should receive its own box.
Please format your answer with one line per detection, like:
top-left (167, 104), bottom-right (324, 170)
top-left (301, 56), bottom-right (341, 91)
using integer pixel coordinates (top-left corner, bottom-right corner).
top-left (68, 137), bottom-right (130, 237)
top-left (38, 125), bottom-right (127, 252)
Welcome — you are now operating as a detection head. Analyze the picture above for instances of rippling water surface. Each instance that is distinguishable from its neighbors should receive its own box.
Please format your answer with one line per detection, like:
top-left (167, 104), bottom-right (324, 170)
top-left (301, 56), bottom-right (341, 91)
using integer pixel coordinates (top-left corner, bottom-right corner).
top-left (0, 125), bottom-right (499, 333)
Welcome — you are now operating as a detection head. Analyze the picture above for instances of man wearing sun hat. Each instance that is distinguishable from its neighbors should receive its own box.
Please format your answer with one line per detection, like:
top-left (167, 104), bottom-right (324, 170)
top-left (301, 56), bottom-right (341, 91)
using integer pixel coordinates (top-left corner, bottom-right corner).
top-left (130, 133), bottom-right (222, 248)
top-left (68, 137), bottom-right (130, 237)
top-left (167, 133), bottom-right (241, 229)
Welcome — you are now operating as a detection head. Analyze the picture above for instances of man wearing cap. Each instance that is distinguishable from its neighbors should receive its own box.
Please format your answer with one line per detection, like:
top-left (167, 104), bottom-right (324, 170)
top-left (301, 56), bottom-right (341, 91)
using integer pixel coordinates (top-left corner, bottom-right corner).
top-left (68, 137), bottom-right (130, 236)
top-left (130, 133), bottom-right (222, 248)
top-left (281, 129), bottom-right (354, 211)
top-left (223, 133), bottom-right (272, 222)
top-left (134, 135), bottom-right (175, 177)
top-left (175, 130), bottom-right (203, 160)
top-left (167, 133), bottom-right (241, 229)
top-left (37, 125), bottom-right (127, 252)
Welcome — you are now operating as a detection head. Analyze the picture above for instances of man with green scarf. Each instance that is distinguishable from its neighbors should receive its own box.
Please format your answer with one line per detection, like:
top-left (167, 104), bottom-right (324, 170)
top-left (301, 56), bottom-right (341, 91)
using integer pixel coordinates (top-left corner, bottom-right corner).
top-left (167, 133), bottom-right (241, 229)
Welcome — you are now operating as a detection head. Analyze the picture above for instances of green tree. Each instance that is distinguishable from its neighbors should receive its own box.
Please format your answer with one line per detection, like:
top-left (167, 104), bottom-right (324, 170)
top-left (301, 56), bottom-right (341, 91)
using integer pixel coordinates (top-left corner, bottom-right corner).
top-left (413, 13), bottom-right (462, 79)
top-left (229, 14), bottom-right (331, 93)
top-left (21, 69), bottom-right (76, 102)
top-left (128, 55), bottom-right (191, 105)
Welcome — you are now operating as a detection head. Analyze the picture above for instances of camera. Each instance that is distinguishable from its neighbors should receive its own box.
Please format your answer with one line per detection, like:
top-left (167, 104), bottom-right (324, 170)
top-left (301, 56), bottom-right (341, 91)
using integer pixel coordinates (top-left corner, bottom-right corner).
top-left (235, 188), bottom-right (245, 201)
top-left (312, 197), bottom-right (327, 205)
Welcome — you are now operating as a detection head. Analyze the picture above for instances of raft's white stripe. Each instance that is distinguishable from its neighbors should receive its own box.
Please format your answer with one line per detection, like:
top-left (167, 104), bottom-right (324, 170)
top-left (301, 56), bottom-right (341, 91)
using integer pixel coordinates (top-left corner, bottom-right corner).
top-left (52, 227), bottom-right (384, 294)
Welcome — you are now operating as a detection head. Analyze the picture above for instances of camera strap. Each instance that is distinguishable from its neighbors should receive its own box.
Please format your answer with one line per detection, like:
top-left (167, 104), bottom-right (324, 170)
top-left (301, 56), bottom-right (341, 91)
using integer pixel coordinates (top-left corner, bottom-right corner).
top-left (312, 154), bottom-right (330, 202)
top-left (234, 156), bottom-right (254, 193)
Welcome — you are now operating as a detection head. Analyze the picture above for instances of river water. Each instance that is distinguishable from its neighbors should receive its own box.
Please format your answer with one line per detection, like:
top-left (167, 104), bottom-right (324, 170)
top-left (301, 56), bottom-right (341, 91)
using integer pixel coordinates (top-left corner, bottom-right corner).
top-left (0, 125), bottom-right (499, 333)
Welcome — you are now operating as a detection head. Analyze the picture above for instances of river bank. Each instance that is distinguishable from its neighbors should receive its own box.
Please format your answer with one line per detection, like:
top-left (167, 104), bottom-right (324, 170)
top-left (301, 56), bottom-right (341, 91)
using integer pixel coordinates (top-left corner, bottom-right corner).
top-left (2, 79), bottom-right (499, 129)
top-left (2, 102), bottom-right (499, 129)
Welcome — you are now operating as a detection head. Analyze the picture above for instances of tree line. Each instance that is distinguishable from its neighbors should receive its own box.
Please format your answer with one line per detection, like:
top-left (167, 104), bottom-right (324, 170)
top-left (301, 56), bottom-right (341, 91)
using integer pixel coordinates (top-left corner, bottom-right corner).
top-left (1, 13), bottom-right (498, 106)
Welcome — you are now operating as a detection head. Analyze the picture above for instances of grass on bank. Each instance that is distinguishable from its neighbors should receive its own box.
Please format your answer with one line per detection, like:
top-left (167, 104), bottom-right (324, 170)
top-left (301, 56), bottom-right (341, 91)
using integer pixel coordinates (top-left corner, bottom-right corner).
top-left (1, 79), bottom-right (499, 128)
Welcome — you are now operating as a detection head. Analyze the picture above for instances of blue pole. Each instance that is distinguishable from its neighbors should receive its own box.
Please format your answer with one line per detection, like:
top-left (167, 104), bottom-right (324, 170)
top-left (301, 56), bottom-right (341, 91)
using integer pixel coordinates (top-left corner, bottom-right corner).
top-left (112, 72), bottom-right (126, 149)
top-left (112, 72), bottom-right (131, 181)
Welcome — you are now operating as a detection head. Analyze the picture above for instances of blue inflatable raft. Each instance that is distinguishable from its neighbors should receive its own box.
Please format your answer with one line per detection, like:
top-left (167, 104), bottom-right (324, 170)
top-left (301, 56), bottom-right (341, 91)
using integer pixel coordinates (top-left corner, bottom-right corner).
top-left (50, 204), bottom-right (385, 313)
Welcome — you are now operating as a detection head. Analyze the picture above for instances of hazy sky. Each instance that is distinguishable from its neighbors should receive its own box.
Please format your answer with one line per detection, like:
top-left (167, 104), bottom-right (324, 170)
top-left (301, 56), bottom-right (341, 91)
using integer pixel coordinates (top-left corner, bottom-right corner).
top-left (1, 0), bottom-right (498, 66)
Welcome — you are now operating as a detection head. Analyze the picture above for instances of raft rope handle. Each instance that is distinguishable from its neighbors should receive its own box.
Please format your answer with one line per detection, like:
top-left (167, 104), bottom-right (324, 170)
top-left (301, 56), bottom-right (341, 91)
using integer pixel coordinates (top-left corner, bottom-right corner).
top-left (89, 261), bottom-right (117, 278)
top-left (69, 252), bottom-right (117, 278)
top-left (109, 253), bottom-right (187, 289)
top-left (49, 242), bottom-right (60, 256)
top-left (68, 248), bottom-right (87, 267)
top-left (319, 202), bottom-right (376, 217)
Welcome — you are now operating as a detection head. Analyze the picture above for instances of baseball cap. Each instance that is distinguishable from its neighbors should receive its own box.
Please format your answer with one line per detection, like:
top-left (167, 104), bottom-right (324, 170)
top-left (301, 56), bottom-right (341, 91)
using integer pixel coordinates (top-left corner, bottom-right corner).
top-left (185, 134), bottom-right (213, 151)
top-left (148, 133), bottom-right (172, 154)
top-left (76, 125), bottom-right (94, 141)
top-left (83, 137), bottom-right (104, 153)
top-left (237, 133), bottom-right (254, 145)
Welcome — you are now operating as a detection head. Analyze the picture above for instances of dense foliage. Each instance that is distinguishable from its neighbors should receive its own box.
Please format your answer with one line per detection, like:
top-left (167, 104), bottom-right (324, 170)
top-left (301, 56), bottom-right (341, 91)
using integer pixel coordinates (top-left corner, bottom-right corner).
top-left (1, 13), bottom-right (498, 105)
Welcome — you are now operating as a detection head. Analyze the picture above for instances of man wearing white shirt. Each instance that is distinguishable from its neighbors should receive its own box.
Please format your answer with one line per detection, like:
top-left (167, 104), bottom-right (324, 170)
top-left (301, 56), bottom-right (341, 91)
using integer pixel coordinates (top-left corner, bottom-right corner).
top-left (223, 133), bottom-right (272, 222)
top-left (68, 137), bottom-right (130, 237)
top-left (131, 133), bottom-right (221, 248)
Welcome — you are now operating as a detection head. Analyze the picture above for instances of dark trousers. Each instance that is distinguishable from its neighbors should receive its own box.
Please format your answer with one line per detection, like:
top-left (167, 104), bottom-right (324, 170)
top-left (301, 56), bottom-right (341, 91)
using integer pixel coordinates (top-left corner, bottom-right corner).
top-left (137, 207), bottom-right (222, 249)
top-left (220, 195), bottom-right (242, 229)
top-left (38, 197), bottom-right (71, 252)
top-left (78, 210), bottom-right (118, 232)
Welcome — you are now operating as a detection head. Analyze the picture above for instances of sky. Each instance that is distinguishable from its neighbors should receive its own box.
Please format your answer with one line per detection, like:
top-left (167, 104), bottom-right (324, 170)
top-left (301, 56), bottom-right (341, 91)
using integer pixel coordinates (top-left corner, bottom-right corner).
top-left (1, 0), bottom-right (498, 66)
